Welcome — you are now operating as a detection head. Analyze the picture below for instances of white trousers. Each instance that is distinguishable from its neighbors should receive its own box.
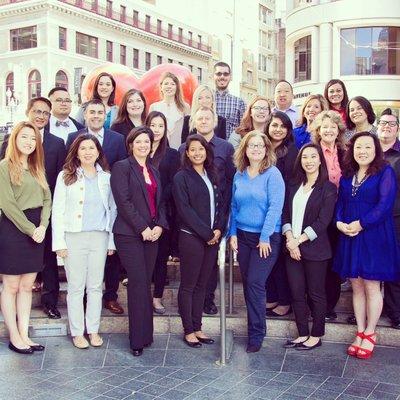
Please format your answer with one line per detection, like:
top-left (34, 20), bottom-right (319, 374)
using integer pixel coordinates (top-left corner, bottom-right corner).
top-left (64, 231), bottom-right (108, 336)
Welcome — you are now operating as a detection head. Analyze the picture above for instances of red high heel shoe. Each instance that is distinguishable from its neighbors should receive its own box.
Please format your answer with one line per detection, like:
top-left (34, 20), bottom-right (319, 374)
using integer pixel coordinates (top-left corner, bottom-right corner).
top-left (356, 332), bottom-right (376, 359)
top-left (347, 332), bottom-right (364, 357)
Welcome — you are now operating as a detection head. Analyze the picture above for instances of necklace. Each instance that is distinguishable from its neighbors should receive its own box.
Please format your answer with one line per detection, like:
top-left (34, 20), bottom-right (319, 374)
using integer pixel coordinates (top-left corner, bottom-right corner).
top-left (352, 173), bottom-right (368, 197)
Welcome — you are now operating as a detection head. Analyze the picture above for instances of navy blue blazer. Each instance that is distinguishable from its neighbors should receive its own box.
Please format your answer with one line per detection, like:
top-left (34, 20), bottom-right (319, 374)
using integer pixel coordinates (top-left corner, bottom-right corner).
top-left (66, 128), bottom-right (127, 168)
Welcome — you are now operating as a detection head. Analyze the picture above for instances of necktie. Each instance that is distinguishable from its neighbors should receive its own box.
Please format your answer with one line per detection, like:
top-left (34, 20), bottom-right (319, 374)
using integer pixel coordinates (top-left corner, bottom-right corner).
top-left (56, 120), bottom-right (70, 127)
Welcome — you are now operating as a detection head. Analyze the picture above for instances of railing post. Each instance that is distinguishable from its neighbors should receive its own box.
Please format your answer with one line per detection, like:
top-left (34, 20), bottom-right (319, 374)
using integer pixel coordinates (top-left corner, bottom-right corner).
top-left (228, 247), bottom-right (234, 314)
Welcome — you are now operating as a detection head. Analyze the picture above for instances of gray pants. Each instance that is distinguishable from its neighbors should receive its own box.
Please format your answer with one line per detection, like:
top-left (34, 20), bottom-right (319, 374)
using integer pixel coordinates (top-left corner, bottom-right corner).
top-left (64, 231), bottom-right (108, 336)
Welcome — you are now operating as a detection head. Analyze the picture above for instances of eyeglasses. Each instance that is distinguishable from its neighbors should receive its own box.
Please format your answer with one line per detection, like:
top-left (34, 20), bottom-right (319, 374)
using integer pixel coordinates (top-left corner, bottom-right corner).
top-left (215, 72), bottom-right (230, 77)
top-left (247, 144), bottom-right (266, 150)
top-left (252, 106), bottom-right (269, 112)
top-left (31, 109), bottom-right (50, 117)
top-left (378, 120), bottom-right (398, 127)
top-left (54, 98), bottom-right (72, 104)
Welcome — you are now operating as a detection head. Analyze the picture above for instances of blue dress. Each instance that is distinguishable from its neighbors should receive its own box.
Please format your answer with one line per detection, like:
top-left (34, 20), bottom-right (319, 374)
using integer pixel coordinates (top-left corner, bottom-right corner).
top-left (293, 124), bottom-right (311, 150)
top-left (333, 165), bottom-right (400, 281)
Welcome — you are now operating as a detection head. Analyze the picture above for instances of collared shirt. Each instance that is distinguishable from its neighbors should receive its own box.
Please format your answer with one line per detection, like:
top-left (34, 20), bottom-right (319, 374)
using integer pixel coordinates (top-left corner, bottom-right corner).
top-left (49, 115), bottom-right (80, 144)
top-left (272, 104), bottom-right (299, 129)
top-left (321, 143), bottom-right (341, 189)
top-left (215, 90), bottom-right (246, 139)
top-left (88, 127), bottom-right (105, 146)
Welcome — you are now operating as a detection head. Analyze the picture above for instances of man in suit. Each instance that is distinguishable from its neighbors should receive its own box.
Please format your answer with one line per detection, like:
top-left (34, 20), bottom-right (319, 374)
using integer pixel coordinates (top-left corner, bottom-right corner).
top-left (67, 99), bottom-right (127, 315)
top-left (47, 87), bottom-right (84, 143)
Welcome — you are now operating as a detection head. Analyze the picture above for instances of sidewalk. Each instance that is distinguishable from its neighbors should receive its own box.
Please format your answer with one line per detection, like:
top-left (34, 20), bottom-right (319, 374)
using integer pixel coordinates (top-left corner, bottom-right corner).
top-left (1, 334), bottom-right (400, 400)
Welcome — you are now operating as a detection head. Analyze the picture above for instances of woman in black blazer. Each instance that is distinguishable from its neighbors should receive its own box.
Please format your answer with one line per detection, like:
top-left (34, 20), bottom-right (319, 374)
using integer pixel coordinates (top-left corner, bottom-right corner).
top-left (110, 126), bottom-right (168, 357)
top-left (146, 111), bottom-right (180, 314)
top-left (173, 134), bottom-right (222, 348)
top-left (282, 143), bottom-right (337, 350)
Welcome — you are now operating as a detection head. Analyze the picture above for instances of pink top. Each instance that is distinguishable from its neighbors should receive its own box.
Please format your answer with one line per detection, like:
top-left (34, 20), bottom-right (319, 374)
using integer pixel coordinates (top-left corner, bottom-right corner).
top-left (321, 143), bottom-right (341, 189)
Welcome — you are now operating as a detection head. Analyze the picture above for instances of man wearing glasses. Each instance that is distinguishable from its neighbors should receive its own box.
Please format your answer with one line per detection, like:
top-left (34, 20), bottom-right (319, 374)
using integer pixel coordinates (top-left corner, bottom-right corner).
top-left (214, 62), bottom-right (246, 140)
top-left (48, 87), bottom-right (84, 143)
top-left (378, 108), bottom-right (400, 330)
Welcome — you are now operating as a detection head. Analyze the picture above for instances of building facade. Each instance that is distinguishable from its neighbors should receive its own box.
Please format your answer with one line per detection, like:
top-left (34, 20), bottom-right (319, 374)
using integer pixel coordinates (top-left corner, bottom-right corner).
top-left (285, 0), bottom-right (400, 114)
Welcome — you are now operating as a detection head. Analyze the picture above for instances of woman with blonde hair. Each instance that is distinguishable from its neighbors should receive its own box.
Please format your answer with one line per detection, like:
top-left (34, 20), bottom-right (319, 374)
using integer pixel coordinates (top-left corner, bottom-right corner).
top-left (0, 121), bottom-right (51, 354)
top-left (229, 96), bottom-right (271, 149)
top-left (293, 94), bottom-right (329, 150)
top-left (229, 131), bottom-right (285, 353)
top-left (149, 71), bottom-right (190, 150)
top-left (181, 84), bottom-right (226, 143)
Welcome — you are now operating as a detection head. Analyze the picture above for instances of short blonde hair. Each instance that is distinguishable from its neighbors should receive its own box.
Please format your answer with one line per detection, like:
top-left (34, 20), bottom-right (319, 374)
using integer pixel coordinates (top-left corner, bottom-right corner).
top-left (234, 130), bottom-right (276, 173)
top-left (189, 85), bottom-right (217, 131)
top-left (310, 110), bottom-right (346, 150)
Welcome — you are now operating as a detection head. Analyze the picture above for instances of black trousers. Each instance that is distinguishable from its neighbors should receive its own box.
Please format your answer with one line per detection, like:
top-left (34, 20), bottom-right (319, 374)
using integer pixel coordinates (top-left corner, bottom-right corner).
top-left (153, 229), bottom-right (171, 299)
top-left (178, 232), bottom-right (218, 335)
top-left (286, 256), bottom-right (328, 337)
top-left (103, 253), bottom-right (121, 302)
top-left (325, 223), bottom-right (341, 313)
top-left (384, 281), bottom-right (400, 321)
top-left (115, 234), bottom-right (158, 350)
top-left (41, 225), bottom-right (59, 307)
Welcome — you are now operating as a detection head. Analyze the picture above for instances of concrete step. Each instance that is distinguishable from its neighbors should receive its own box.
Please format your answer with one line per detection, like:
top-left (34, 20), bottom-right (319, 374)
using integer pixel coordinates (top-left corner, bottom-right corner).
top-left (0, 305), bottom-right (399, 346)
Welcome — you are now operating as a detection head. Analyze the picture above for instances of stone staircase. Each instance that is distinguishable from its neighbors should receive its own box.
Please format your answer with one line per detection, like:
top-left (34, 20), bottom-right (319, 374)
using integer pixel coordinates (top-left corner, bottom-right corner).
top-left (1, 260), bottom-right (400, 347)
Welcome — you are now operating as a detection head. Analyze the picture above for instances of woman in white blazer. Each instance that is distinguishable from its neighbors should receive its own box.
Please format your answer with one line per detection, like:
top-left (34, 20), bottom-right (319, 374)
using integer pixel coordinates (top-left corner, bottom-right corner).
top-left (52, 134), bottom-right (116, 349)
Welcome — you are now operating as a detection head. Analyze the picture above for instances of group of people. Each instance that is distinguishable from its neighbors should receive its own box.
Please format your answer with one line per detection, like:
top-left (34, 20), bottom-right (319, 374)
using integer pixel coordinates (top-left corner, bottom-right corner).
top-left (0, 61), bottom-right (399, 361)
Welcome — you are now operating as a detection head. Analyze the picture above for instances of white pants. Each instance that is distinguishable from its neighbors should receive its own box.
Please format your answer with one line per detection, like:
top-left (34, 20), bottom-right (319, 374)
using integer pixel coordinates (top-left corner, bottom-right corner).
top-left (64, 231), bottom-right (108, 336)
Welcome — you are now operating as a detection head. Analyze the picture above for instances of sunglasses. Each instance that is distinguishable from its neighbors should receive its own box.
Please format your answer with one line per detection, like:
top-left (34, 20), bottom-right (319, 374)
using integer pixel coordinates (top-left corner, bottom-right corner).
top-left (215, 72), bottom-right (230, 77)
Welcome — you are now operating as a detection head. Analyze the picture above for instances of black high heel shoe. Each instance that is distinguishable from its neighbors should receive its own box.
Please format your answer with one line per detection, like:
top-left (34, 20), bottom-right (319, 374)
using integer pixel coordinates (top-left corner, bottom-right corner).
top-left (183, 337), bottom-right (202, 348)
top-left (30, 344), bottom-right (45, 352)
top-left (196, 336), bottom-right (215, 345)
top-left (295, 339), bottom-right (322, 351)
top-left (131, 348), bottom-right (143, 357)
top-left (8, 342), bottom-right (34, 354)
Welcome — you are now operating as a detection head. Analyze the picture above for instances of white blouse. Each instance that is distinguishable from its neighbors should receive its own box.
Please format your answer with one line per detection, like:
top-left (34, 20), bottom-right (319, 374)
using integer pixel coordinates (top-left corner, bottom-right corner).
top-left (291, 184), bottom-right (313, 238)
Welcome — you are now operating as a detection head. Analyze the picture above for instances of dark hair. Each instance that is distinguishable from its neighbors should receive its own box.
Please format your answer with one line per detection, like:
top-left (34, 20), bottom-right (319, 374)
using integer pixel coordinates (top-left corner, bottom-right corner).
top-left (275, 79), bottom-right (293, 92)
top-left (145, 111), bottom-right (168, 169)
top-left (126, 126), bottom-right (154, 161)
top-left (84, 98), bottom-right (106, 111)
top-left (62, 134), bottom-right (109, 185)
top-left (342, 131), bottom-right (387, 178)
top-left (324, 79), bottom-right (349, 110)
top-left (265, 111), bottom-right (294, 158)
top-left (182, 134), bottom-right (217, 184)
top-left (48, 87), bottom-right (68, 97)
top-left (92, 72), bottom-right (116, 106)
top-left (27, 97), bottom-right (52, 112)
top-left (381, 108), bottom-right (399, 124)
top-left (214, 61), bottom-right (231, 74)
top-left (115, 89), bottom-right (147, 125)
top-left (346, 96), bottom-right (376, 130)
top-left (292, 143), bottom-right (328, 186)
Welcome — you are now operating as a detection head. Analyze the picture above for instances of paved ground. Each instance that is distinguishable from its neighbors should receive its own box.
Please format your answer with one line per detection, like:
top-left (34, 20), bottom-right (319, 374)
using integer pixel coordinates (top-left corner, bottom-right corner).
top-left (1, 334), bottom-right (400, 400)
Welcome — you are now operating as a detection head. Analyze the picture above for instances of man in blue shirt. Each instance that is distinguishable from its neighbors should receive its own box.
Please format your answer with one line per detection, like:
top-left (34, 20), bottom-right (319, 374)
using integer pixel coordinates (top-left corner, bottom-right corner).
top-left (272, 80), bottom-right (299, 129)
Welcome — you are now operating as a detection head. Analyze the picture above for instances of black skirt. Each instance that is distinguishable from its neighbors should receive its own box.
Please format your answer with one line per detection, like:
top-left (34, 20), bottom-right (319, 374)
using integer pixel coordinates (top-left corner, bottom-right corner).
top-left (0, 208), bottom-right (45, 275)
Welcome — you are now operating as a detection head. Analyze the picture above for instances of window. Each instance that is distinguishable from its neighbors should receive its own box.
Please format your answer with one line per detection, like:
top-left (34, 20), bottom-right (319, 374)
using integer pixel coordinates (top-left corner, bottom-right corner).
top-left (198, 35), bottom-right (202, 44)
top-left (178, 61), bottom-right (183, 65)
top-left (145, 15), bottom-right (151, 31)
top-left (188, 64), bottom-right (193, 72)
top-left (76, 32), bottom-right (98, 58)
top-left (133, 10), bottom-right (139, 26)
top-left (28, 69), bottom-right (41, 99)
top-left (5, 72), bottom-right (14, 106)
top-left (59, 27), bottom-right (67, 50)
top-left (106, 0), bottom-right (112, 17)
top-left (294, 35), bottom-right (311, 82)
top-left (258, 54), bottom-right (267, 72)
top-left (145, 52), bottom-right (151, 70)
top-left (259, 30), bottom-right (267, 47)
top-left (91, 0), bottom-right (98, 11)
top-left (247, 70), bottom-right (253, 85)
top-left (157, 19), bottom-right (162, 35)
top-left (133, 48), bottom-right (139, 68)
top-left (55, 70), bottom-right (68, 89)
top-left (259, 4), bottom-right (272, 25)
top-left (188, 31), bottom-right (193, 45)
top-left (341, 27), bottom-right (400, 75)
top-left (198, 67), bottom-right (202, 82)
top-left (120, 45), bottom-right (126, 65)
top-left (10, 26), bottom-right (37, 50)
top-left (120, 5), bottom-right (126, 22)
top-left (178, 28), bottom-right (183, 41)
top-left (168, 58), bottom-right (173, 63)
top-left (106, 40), bottom-right (113, 62)
top-left (157, 55), bottom-right (162, 65)
top-left (168, 24), bottom-right (173, 39)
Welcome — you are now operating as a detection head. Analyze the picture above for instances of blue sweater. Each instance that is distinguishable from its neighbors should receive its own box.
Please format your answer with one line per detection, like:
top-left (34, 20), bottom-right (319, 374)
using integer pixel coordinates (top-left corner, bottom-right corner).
top-left (229, 166), bottom-right (285, 242)
top-left (293, 123), bottom-right (311, 150)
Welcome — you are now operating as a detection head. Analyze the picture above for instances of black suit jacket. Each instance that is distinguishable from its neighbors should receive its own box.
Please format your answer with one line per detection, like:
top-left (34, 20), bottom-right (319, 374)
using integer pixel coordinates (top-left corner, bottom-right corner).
top-left (66, 128), bottom-right (127, 168)
top-left (110, 119), bottom-right (135, 138)
top-left (173, 167), bottom-right (223, 242)
top-left (282, 180), bottom-right (337, 261)
top-left (181, 115), bottom-right (227, 144)
top-left (44, 117), bottom-right (84, 134)
top-left (111, 157), bottom-right (168, 237)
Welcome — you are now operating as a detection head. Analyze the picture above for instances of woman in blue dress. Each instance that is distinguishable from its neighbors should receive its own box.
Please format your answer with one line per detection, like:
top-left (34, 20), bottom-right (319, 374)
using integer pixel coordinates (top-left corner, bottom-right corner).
top-left (334, 132), bottom-right (400, 359)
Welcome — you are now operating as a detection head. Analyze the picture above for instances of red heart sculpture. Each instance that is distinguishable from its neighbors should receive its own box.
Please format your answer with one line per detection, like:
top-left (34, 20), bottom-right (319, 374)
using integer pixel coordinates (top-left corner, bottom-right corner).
top-left (81, 63), bottom-right (198, 108)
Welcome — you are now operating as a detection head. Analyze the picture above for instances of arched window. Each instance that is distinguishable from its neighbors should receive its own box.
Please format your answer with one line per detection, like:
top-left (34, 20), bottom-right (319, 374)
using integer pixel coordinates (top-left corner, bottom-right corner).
top-left (55, 70), bottom-right (68, 89)
top-left (28, 69), bottom-right (41, 99)
top-left (5, 72), bottom-right (14, 105)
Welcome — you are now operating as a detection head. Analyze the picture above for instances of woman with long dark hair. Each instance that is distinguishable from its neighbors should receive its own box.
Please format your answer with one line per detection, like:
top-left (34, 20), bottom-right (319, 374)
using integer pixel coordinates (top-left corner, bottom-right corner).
top-left (282, 144), bottom-right (337, 350)
top-left (0, 121), bottom-right (51, 354)
top-left (324, 79), bottom-right (349, 124)
top-left (345, 96), bottom-right (377, 141)
top-left (334, 132), bottom-right (400, 359)
top-left (146, 111), bottom-right (180, 314)
top-left (52, 134), bottom-right (115, 349)
top-left (173, 134), bottom-right (222, 347)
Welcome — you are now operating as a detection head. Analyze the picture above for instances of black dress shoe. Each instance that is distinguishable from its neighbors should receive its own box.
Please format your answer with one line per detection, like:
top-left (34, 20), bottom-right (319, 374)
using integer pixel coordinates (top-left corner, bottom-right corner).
top-left (43, 305), bottom-right (61, 319)
top-left (283, 338), bottom-right (308, 349)
top-left (246, 344), bottom-right (261, 353)
top-left (131, 348), bottom-right (143, 357)
top-left (203, 303), bottom-right (218, 315)
top-left (183, 338), bottom-right (202, 348)
top-left (30, 344), bottom-right (45, 351)
top-left (325, 311), bottom-right (338, 321)
top-left (295, 339), bottom-right (322, 351)
top-left (8, 342), bottom-right (34, 355)
top-left (391, 319), bottom-right (400, 329)
top-left (266, 306), bottom-right (292, 317)
top-left (347, 314), bottom-right (357, 325)
top-left (196, 337), bottom-right (215, 344)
